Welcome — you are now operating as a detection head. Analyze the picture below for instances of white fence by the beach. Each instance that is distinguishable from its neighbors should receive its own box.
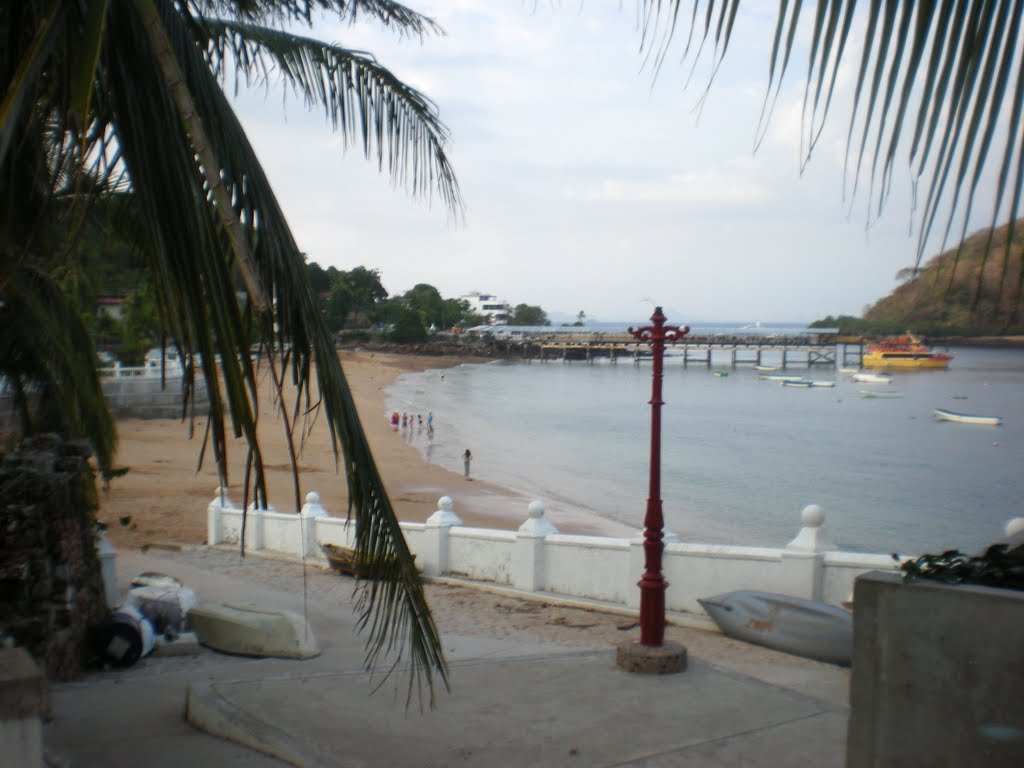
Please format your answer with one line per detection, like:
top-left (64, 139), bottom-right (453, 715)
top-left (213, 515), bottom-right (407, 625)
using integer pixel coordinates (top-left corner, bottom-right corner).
top-left (206, 490), bottom-right (902, 620)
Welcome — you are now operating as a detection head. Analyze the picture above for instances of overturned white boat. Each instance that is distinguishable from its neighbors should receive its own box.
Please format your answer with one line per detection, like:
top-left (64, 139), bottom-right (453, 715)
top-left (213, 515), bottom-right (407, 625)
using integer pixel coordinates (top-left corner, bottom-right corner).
top-left (698, 590), bottom-right (852, 666)
top-left (933, 408), bottom-right (1002, 426)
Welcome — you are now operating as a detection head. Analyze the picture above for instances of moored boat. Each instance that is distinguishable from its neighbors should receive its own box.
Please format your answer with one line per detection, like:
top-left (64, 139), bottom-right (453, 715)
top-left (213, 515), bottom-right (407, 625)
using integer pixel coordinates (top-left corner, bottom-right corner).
top-left (782, 379), bottom-right (835, 388)
top-left (933, 408), bottom-right (1002, 426)
top-left (859, 389), bottom-right (904, 398)
top-left (851, 372), bottom-right (893, 384)
top-left (754, 365), bottom-right (779, 371)
top-left (863, 333), bottom-right (953, 370)
top-left (759, 374), bottom-right (804, 382)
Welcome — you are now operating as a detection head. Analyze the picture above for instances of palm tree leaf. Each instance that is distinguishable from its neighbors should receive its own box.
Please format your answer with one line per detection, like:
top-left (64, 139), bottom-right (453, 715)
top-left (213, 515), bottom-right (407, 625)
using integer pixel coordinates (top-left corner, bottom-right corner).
top-left (196, 17), bottom-right (461, 211)
top-left (192, 0), bottom-right (443, 38)
top-left (637, 1), bottom-right (1023, 314)
top-left (0, 267), bottom-right (117, 474)
top-left (91, 0), bottom-right (449, 698)
top-left (0, 0), bottom-right (69, 165)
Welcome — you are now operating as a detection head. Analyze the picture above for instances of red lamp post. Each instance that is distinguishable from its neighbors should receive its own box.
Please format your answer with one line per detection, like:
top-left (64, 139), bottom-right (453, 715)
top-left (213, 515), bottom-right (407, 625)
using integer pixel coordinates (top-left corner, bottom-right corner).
top-left (629, 307), bottom-right (689, 646)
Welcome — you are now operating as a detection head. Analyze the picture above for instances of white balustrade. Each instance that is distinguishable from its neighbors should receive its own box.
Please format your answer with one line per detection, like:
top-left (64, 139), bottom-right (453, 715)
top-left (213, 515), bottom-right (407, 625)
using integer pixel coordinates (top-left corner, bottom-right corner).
top-left (205, 492), bottom-right (906, 622)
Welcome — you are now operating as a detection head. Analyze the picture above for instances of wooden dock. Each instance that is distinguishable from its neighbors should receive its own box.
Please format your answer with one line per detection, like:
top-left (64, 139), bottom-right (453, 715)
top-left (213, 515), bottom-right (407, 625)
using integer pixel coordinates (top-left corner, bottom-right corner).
top-left (528, 332), bottom-right (844, 368)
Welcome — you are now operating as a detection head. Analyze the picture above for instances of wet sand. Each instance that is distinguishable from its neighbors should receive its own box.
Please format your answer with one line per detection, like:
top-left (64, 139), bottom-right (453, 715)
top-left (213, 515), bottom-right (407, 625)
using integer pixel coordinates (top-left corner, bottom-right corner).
top-left (99, 350), bottom-right (633, 550)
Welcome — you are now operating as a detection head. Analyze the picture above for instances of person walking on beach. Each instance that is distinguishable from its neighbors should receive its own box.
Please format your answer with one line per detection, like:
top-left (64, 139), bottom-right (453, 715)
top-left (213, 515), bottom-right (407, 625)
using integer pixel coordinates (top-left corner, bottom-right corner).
top-left (390, 412), bottom-right (399, 431)
top-left (401, 413), bottom-right (408, 430)
top-left (427, 411), bottom-right (433, 429)
top-left (462, 449), bottom-right (472, 479)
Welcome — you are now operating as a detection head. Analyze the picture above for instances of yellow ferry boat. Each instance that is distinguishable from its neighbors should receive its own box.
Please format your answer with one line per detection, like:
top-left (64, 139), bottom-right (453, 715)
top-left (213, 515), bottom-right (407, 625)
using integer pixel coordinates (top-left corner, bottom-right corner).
top-left (862, 333), bottom-right (953, 370)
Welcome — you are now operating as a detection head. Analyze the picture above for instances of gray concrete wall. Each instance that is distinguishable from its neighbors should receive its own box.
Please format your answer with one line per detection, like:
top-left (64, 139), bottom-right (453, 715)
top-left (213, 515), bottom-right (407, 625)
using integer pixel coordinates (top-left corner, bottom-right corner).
top-left (848, 571), bottom-right (1024, 767)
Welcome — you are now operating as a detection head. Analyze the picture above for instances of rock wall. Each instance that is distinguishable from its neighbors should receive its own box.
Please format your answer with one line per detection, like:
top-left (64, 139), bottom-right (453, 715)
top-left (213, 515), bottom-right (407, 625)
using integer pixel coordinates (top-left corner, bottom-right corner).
top-left (0, 435), bottom-right (108, 680)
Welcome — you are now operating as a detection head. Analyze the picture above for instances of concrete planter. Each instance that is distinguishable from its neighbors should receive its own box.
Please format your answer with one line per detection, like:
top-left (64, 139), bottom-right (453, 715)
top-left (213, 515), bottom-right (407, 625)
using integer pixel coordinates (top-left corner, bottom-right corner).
top-left (848, 571), bottom-right (1024, 767)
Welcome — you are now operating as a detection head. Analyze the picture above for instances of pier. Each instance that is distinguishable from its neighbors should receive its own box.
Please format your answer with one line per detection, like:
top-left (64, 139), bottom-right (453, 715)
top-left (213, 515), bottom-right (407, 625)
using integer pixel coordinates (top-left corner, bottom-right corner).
top-left (477, 329), bottom-right (845, 368)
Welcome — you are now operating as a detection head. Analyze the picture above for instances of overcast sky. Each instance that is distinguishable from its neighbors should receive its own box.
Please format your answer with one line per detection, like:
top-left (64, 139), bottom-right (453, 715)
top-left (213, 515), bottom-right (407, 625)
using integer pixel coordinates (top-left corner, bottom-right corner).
top-left (230, 1), bottom-right (1001, 324)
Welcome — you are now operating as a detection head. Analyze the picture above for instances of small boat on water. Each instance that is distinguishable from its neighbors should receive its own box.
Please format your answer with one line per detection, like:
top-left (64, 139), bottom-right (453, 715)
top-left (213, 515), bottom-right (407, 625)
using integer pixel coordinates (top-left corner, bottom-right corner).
top-left (759, 374), bottom-right (804, 382)
top-left (851, 372), bottom-right (893, 384)
top-left (863, 332), bottom-right (953, 370)
top-left (839, 366), bottom-right (859, 374)
top-left (782, 379), bottom-right (835, 388)
top-left (699, 590), bottom-right (852, 666)
top-left (754, 365), bottom-right (779, 371)
top-left (713, 370), bottom-right (729, 377)
top-left (860, 389), bottom-right (904, 398)
top-left (933, 408), bottom-right (1002, 426)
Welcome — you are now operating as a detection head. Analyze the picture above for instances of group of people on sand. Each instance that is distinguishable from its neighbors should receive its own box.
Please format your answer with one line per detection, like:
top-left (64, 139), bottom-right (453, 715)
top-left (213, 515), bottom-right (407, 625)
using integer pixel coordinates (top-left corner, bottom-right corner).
top-left (387, 410), bottom-right (472, 479)
top-left (391, 410), bottom-right (434, 438)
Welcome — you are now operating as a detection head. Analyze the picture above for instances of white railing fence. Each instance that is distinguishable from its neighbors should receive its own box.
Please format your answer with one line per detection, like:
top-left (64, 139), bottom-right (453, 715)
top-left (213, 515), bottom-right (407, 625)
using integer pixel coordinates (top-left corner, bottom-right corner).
top-left (207, 490), bottom-right (916, 619)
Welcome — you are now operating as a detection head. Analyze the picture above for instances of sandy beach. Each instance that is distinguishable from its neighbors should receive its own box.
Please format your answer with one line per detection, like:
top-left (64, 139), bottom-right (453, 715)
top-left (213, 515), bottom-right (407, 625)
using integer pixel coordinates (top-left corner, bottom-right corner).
top-left (98, 350), bottom-right (633, 551)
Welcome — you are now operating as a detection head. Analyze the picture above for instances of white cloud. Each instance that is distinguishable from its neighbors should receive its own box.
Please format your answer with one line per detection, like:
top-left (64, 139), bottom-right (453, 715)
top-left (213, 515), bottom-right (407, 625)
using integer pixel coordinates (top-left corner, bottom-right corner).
top-left (227, 1), bottom-right (1001, 322)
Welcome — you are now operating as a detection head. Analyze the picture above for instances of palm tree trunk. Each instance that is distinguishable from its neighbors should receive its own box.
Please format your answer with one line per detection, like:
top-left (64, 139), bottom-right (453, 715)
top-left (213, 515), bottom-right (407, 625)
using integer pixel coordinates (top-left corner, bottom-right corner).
top-left (130, 0), bottom-right (269, 314)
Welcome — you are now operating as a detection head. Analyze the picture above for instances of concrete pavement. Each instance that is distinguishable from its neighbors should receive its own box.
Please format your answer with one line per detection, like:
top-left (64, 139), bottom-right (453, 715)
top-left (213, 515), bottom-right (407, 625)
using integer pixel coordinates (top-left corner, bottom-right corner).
top-left (43, 547), bottom-right (849, 767)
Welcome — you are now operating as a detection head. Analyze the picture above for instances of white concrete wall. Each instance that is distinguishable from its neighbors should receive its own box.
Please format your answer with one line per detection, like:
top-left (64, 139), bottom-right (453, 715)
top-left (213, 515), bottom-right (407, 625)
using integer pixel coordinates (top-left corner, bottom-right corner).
top-left (446, 528), bottom-right (515, 584)
top-left (205, 490), bottom-right (902, 620)
top-left (544, 535), bottom-right (631, 603)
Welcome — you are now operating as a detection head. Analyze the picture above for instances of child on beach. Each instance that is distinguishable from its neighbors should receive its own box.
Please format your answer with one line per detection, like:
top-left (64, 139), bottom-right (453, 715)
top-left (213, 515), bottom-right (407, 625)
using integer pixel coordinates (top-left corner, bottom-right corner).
top-left (462, 449), bottom-right (472, 479)
top-left (401, 413), bottom-right (408, 430)
top-left (390, 412), bottom-right (399, 431)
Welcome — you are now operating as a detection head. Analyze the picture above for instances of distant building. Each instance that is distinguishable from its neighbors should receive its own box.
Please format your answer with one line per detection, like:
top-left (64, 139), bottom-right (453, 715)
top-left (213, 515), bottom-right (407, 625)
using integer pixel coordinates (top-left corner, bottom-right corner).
top-left (460, 292), bottom-right (510, 324)
top-left (97, 294), bottom-right (129, 321)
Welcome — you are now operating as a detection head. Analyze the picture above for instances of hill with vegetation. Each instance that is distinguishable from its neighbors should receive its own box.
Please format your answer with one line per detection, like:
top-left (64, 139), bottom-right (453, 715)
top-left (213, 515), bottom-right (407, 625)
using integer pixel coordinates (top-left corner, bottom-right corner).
top-left (814, 222), bottom-right (1022, 337)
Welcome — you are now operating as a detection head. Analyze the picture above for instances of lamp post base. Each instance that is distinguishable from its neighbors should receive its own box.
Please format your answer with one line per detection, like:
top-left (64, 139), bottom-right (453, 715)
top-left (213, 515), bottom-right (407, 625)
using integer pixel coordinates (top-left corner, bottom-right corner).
top-left (615, 639), bottom-right (687, 674)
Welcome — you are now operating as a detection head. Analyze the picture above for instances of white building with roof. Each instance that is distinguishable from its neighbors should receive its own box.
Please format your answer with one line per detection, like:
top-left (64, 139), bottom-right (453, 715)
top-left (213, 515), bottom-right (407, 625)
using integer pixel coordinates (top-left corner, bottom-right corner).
top-left (460, 292), bottom-right (511, 324)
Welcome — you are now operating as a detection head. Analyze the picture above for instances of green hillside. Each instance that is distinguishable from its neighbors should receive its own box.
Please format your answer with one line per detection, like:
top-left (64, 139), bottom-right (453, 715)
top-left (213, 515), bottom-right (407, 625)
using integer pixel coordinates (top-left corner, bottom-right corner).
top-left (862, 222), bottom-right (1023, 335)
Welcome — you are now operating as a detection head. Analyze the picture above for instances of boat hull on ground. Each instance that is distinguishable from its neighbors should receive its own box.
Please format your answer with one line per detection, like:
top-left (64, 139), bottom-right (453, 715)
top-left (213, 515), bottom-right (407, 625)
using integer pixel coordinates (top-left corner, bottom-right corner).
top-left (933, 408), bottom-right (1002, 426)
top-left (699, 590), bottom-right (852, 666)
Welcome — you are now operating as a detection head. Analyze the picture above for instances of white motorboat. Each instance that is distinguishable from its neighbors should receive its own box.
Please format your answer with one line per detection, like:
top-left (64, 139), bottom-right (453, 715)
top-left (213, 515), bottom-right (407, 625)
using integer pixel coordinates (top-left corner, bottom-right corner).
top-left (859, 389), bottom-right (904, 398)
top-left (933, 408), bottom-right (1002, 426)
top-left (759, 374), bottom-right (805, 382)
top-left (782, 379), bottom-right (835, 388)
top-left (851, 372), bottom-right (893, 384)
top-left (754, 365), bottom-right (779, 371)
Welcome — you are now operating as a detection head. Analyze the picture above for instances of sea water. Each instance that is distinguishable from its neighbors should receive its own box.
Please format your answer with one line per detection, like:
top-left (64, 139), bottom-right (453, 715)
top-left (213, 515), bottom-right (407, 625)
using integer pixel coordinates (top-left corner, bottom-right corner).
top-left (387, 346), bottom-right (1024, 556)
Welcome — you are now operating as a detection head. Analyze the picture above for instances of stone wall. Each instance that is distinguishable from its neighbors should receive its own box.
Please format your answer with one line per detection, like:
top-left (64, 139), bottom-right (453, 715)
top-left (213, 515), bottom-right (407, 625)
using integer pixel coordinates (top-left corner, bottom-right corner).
top-left (0, 435), bottom-right (108, 680)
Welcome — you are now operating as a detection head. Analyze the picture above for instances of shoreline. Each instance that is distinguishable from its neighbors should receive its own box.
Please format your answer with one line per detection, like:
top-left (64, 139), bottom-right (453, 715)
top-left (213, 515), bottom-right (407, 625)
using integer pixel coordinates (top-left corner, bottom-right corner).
top-left (98, 350), bottom-right (632, 551)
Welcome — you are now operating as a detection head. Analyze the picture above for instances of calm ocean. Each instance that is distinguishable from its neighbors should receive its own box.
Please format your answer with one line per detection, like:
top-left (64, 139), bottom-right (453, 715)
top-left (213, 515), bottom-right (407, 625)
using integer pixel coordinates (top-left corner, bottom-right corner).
top-left (387, 344), bottom-right (1024, 556)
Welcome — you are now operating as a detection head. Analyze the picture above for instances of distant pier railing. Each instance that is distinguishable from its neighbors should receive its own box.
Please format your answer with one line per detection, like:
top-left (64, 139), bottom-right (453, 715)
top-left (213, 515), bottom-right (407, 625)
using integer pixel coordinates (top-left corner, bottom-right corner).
top-left (464, 328), bottom-right (864, 369)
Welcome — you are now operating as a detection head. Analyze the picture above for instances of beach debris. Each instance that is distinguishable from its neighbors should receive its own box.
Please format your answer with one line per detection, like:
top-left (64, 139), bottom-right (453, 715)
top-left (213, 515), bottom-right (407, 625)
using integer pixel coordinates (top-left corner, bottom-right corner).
top-left (617, 621), bottom-right (640, 631)
top-left (494, 601), bottom-right (542, 615)
top-left (99, 573), bottom-right (200, 666)
top-left (547, 616), bottom-right (599, 629)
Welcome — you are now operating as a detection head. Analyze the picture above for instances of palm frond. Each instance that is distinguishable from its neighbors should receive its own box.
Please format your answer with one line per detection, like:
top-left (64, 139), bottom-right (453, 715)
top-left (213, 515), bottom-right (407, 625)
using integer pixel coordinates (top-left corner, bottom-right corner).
top-left (93, 0), bottom-right (448, 697)
top-left (639, 1), bottom-right (1024, 310)
top-left (0, 267), bottom-right (117, 474)
top-left (189, 0), bottom-right (444, 38)
top-left (197, 17), bottom-right (461, 212)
